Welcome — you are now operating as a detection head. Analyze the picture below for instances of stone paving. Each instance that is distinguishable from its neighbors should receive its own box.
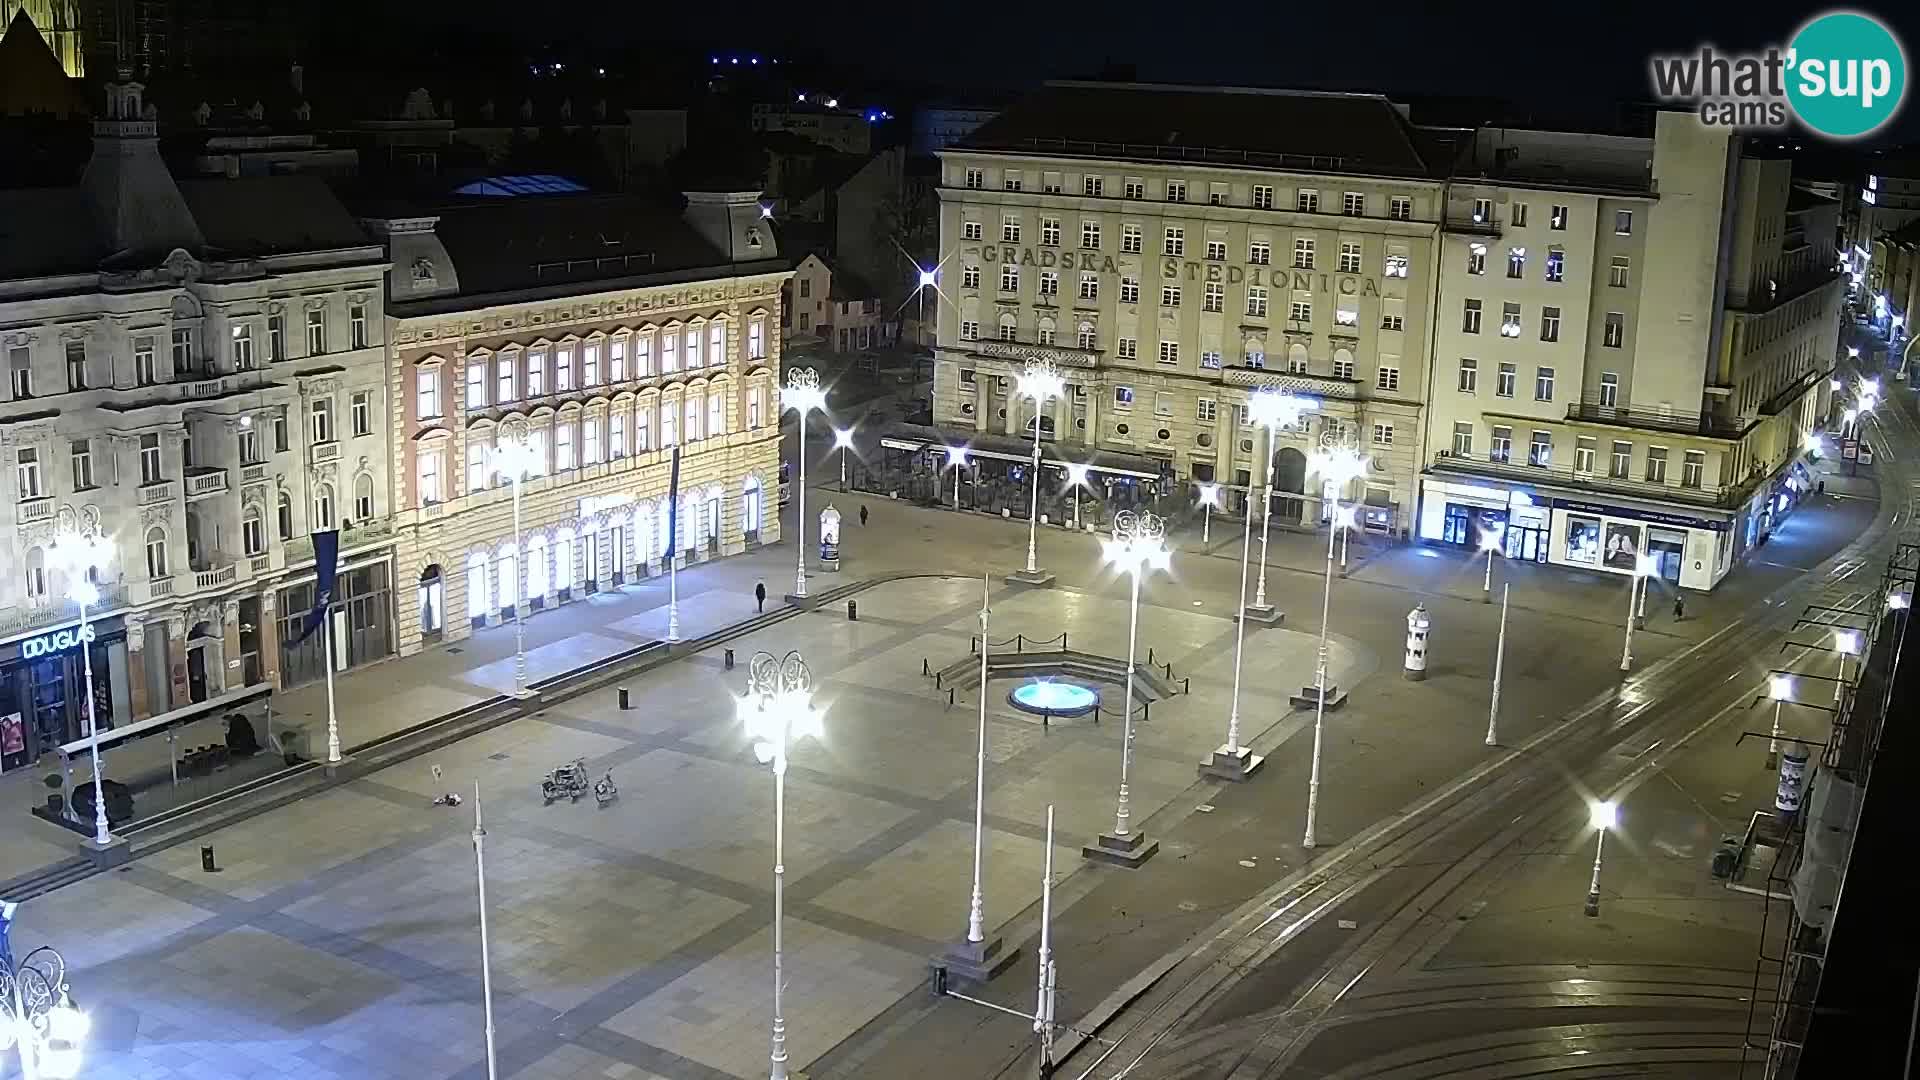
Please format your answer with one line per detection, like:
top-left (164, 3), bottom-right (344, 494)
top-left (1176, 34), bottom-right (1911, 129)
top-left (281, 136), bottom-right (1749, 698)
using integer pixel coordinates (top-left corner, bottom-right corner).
top-left (22, 574), bottom-right (1365, 1080)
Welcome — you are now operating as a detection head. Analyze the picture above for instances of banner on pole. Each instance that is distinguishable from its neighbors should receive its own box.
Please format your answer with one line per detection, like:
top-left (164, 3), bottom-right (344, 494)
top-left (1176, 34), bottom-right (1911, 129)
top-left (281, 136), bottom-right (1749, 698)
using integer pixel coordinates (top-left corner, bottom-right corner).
top-left (286, 529), bottom-right (340, 648)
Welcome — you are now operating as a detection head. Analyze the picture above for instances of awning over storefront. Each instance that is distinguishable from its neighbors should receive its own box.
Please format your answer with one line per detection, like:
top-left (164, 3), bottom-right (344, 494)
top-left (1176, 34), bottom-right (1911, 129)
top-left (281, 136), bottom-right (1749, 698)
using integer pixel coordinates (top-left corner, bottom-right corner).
top-left (875, 423), bottom-right (1168, 481)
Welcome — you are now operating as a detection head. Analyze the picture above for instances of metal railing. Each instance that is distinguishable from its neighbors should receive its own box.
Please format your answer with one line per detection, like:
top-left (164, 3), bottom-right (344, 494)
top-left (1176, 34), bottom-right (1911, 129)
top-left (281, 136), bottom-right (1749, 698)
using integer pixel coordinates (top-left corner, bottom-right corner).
top-left (1428, 451), bottom-right (1741, 508)
top-left (980, 136), bottom-right (1350, 174)
top-left (1566, 400), bottom-right (1750, 439)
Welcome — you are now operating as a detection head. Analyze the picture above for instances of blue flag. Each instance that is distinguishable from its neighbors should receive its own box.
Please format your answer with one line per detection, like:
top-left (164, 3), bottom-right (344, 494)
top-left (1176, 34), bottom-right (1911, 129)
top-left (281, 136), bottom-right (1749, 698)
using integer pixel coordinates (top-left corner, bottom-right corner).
top-left (666, 447), bottom-right (682, 556)
top-left (287, 529), bottom-right (340, 648)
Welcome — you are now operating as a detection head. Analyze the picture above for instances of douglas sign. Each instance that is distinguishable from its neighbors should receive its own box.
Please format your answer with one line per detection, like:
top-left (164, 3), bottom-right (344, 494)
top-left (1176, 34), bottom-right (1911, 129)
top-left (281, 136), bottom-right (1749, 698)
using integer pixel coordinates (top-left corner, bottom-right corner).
top-left (22, 624), bottom-right (96, 660)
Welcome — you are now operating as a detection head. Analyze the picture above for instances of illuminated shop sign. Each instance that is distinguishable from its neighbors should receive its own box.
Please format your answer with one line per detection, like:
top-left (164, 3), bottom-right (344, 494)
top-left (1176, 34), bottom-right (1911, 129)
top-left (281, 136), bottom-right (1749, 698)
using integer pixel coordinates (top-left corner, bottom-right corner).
top-left (21, 624), bottom-right (95, 660)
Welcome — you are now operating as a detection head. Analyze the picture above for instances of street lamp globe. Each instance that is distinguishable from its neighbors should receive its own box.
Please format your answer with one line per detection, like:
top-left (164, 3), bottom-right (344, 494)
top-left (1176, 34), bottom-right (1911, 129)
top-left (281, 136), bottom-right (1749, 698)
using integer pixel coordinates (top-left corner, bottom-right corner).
top-left (1332, 503), bottom-right (1358, 531)
top-left (1589, 800), bottom-right (1618, 831)
top-left (1863, 376), bottom-right (1881, 396)
top-left (1889, 592), bottom-right (1911, 611)
top-left (917, 265), bottom-right (938, 290)
top-left (1064, 462), bottom-right (1090, 488)
top-left (1478, 527), bottom-right (1504, 554)
top-left (946, 445), bottom-right (969, 467)
top-left (1635, 553), bottom-right (1660, 578)
top-left (1835, 629), bottom-right (1862, 656)
top-left (1197, 483), bottom-right (1221, 509)
top-left (1769, 674), bottom-right (1794, 701)
top-left (832, 427), bottom-right (855, 451)
top-left (1311, 441), bottom-right (1369, 490)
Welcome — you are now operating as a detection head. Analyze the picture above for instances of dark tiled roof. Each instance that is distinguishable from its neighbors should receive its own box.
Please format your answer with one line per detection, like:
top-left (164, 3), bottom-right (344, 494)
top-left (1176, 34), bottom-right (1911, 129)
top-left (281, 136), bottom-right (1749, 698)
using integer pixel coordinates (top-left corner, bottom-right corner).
top-left (419, 194), bottom-right (747, 298)
top-left (958, 82), bottom-right (1442, 179)
top-left (178, 176), bottom-right (373, 257)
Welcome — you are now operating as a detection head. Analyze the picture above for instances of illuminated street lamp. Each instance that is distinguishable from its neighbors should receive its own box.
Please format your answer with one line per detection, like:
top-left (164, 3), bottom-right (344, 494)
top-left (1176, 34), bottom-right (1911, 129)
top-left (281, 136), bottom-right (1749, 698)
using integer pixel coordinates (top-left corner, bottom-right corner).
top-left (1584, 800), bottom-right (1617, 917)
top-left (47, 527), bottom-right (115, 844)
top-left (832, 427), bottom-right (855, 492)
top-left (1205, 483), bottom-right (1264, 783)
top-left (1064, 462), bottom-right (1091, 532)
top-left (1889, 592), bottom-right (1911, 611)
top-left (1246, 391), bottom-right (1318, 615)
top-left (1, 939), bottom-right (88, 1080)
top-left (1195, 483), bottom-right (1221, 545)
top-left (493, 430), bottom-right (543, 689)
top-left (1090, 511), bottom-right (1170, 866)
top-left (1478, 526), bottom-right (1504, 603)
top-left (945, 445), bottom-right (969, 508)
top-left (1619, 553), bottom-right (1659, 672)
top-left (1015, 360), bottom-right (1067, 580)
top-left (783, 369), bottom-right (828, 600)
top-left (1834, 629), bottom-right (1861, 703)
top-left (1486, 582), bottom-right (1510, 747)
top-left (1302, 438), bottom-right (1367, 850)
top-left (740, 650), bottom-right (826, 1080)
top-left (1766, 674), bottom-right (1793, 770)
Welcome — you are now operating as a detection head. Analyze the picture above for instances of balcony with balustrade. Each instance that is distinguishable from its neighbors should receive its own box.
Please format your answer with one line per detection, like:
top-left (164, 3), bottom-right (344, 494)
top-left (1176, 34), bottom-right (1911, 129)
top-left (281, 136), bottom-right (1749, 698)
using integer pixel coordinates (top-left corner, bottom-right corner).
top-left (1221, 365), bottom-right (1359, 400)
top-left (1565, 399), bottom-right (1752, 440)
top-left (1427, 450), bottom-right (1757, 510)
top-left (184, 466), bottom-right (229, 500)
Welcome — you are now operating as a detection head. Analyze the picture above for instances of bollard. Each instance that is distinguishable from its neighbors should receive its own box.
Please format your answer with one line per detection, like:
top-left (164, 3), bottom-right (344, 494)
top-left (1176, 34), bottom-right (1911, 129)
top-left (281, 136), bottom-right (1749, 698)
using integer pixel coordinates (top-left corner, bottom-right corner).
top-left (201, 845), bottom-right (218, 873)
top-left (1148, 647), bottom-right (1156, 665)
top-left (1143, 702), bottom-right (1151, 723)
top-left (618, 687), bottom-right (631, 710)
top-left (848, 600), bottom-right (858, 621)
top-left (1182, 676), bottom-right (1190, 694)
top-left (936, 672), bottom-right (943, 689)
top-left (947, 688), bottom-right (955, 707)
top-left (922, 658), bottom-right (931, 676)
top-left (725, 648), bottom-right (735, 670)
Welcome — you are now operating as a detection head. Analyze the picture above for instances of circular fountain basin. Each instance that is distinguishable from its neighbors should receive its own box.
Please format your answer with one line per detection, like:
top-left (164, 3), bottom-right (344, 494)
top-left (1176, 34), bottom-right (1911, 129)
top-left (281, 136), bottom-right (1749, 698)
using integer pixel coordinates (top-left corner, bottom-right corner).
top-left (1008, 680), bottom-right (1100, 719)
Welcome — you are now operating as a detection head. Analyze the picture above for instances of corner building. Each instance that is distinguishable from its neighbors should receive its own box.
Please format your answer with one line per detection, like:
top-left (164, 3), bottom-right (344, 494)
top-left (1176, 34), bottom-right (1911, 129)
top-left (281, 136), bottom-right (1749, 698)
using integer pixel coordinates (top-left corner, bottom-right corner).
top-left (370, 190), bottom-right (787, 653)
top-left (932, 82), bottom-right (1448, 534)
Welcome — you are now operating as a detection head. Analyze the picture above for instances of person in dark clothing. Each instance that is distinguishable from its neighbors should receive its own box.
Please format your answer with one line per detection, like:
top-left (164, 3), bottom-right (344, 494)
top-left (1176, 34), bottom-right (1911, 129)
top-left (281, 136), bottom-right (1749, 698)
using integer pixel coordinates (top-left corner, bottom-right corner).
top-left (1673, 593), bottom-right (1686, 621)
top-left (754, 581), bottom-right (767, 613)
top-left (859, 505), bottom-right (870, 526)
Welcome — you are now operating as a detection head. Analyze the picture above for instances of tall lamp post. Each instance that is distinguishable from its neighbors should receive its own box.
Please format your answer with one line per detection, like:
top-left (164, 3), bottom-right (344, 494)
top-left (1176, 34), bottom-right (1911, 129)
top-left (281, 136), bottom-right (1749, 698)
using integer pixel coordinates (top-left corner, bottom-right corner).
top-left (1478, 527), bottom-right (1504, 603)
top-left (1486, 582), bottom-right (1510, 747)
top-left (1302, 438), bottom-right (1368, 850)
top-left (47, 528), bottom-right (114, 847)
top-left (1584, 800), bottom-right (1617, 917)
top-left (1834, 629), bottom-right (1861, 703)
top-left (1064, 462), bottom-right (1091, 532)
top-left (1246, 391), bottom-right (1317, 620)
top-left (493, 429), bottom-right (542, 699)
top-left (1766, 674), bottom-right (1793, 770)
top-left (1618, 553), bottom-right (1659, 673)
top-left (832, 427), bottom-right (855, 493)
top-left (1014, 360), bottom-right (1066, 583)
top-left (941, 576), bottom-right (1012, 981)
top-left (471, 785), bottom-right (498, 1080)
top-left (1086, 511), bottom-right (1170, 867)
top-left (740, 650), bottom-right (826, 1080)
top-left (1, 942), bottom-right (88, 1080)
top-left (1204, 474), bottom-right (1264, 782)
top-left (783, 369), bottom-right (827, 600)
top-left (1195, 483), bottom-right (1220, 546)
top-left (946, 446), bottom-right (969, 508)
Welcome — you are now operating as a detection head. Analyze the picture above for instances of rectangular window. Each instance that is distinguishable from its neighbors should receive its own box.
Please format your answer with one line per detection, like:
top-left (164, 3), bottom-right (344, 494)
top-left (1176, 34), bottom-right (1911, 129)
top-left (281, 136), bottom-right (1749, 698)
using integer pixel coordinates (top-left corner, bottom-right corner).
top-left (1496, 362), bottom-right (1516, 397)
top-left (1161, 285), bottom-right (1181, 307)
top-left (1083, 175), bottom-right (1103, 197)
top-left (963, 221), bottom-right (983, 241)
top-left (1507, 247), bottom-right (1526, 277)
top-left (1206, 239), bottom-right (1226, 261)
top-left (1041, 217), bottom-right (1061, 246)
top-left (1208, 184), bottom-right (1227, 206)
top-left (13, 448), bottom-right (40, 499)
top-left (1472, 197), bottom-right (1493, 223)
top-left (1646, 446), bottom-right (1668, 483)
top-left (1462, 299), bottom-right (1482, 334)
top-left (1529, 430), bottom-right (1551, 466)
top-left (1079, 324), bottom-right (1099, 350)
top-left (350, 303), bottom-right (368, 349)
top-left (351, 390), bottom-right (371, 436)
top-left (497, 354), bottom-right (516, 401)
top-left (70, 438), bottom-right (93, 489)
top-left (61, 340), bottom-right (86, 390)
top-left (1297, 189), bottom-right (1319, 213)
top-left (134, 337), bottom-right (158, 385)
top-left (1615, 209), bottom-right (1633, 235)
top-left (1040, 271), bottom-right (1059, 298)
top-left (228, 325), bottom-right (253, 371)
top-left (1002, 217), bottom-right (1020, 243)
top-left (636, 407), bottom-right (651, 450)
top-left (1545, 249), bottom-right (1564, 282)
top-left (556, 423), bottom-right (575, 470)
top-left (610, 411), bottom-right (627, 457)
top-left (749, 385), bottom-right (764, 429)
top-left (961, 320), bottom-right (979, 341)
top-left (1390, 195), bottom-right (1412, 221)
top-left (1165, 180), bottom-right (1186, 202)
top-left (662, 332), bottom-right (679, 372)
top-left (1293, 237), bottom-right (1315, 269)
top-left (1343, 191), bottom-right (1365, 216)
top-left (1682, 450), bottom-right (1705, 488)
top-left (1125, 178), bottom-right (1144, 199)
top-left (528, 348), bottom-right (548, 394)
top-left (1458, 357), bottom-right (1478, 393)
top-left (139, 433), bottom-right (162, 484)
top-left (1599, 372), bottom-right (1619, 407)
top-left (1249, 240), bottom-right (1271, 265)
top-left (268, 315), bottom-right (285, 362)
top-left (1001, 264), bottom-right (1020, 292)
top-left (965, 168), bottom-right (983, 189)
top-left (1200, 350), bottom-right (1222, 369)
top-left (1158, 341), bottom-right (1179, 365)
top-left (1608, 256), bottom-right (1630, 288)
top-left (1246, 287), bottom-right (1268, 317)
top-left (1550, 204), bottom-right (1568, 230)
top-left (748, 319), bottom-right (765, 360)
top-left (1253, 185), bottom-right (1274, 209)
top-left (963, 265), bottom-right (980, 289)
top-left (1603, 312), bottom-right (1625, 348)
top-left (273, 409), bottom-right (289, 452)
top-left (170, 327), bottom-right (193, 373)
top-left (1332, 355), bottom-right (1355, 380)
top-left (1114, 386), bottom-right (1134, 408)
top-left (238, 426), bottom-right (259, 465)
top-left (310, 398), bottom-right (334, 444)
top-left (635, 335), bottom-right (653, 376)
top-left (999, 319), bottom-right (1017, 342)
top-left (684, 327), bottom-right (703, 370)
top-left (1372, 422), bottom-right (1394, 446)
top-left (1120, 276), bottom-right (1139, 303)
top-left (306, 309), bottom-right (326, 354)
top-left (1081, 221), bottom-right (1101, 248)
top-left (1384, 251), bottom-right (1409, 278)
top-left (1154, 392), bottom-right (1173, 416)
top-left (1541, 307), bottom-right (1561, 342)
top-left (1042, 173), bottom-right (1062, 194)
top-left (1122, 224), bottom-right (1143, 253)
top-left (1289, 300), bottom-right (1312, 323)
top-left (1511, 203), bottom-right (1529, 227)
top-left (1610, 440), bottom-right (1632, 479)
top-left (1382, 313), bottom-right (1405, 331)
top-left (1489, 425), bottom-right (1512, 463)
top-left (583, 342), bottom-right (600, 385)
top-left (1203, 282), bottom-right (1224, 312)
top-left (1079, 273), bottom-right (1099, 300)
top-left (417, 368), bottom-right (442, 418)
top-left (556, 345), bottom-right (575, 390)
top-left (1163, 227), bottom-right (1184, 256)
top-left (1501, 302), bottom-right (1522, 337)
top-left (1575, 436), bottom-right (1596, 474)
top-left (1452, 421), bottom-right (1473, 456)
top-left (709, 391), bottom-right (725, 436)
top-left (1535, 366), bottom-right (1555, 401)
top-left (1467, 243), bottom-right (1486, 275)
top-left (1117, 338), bottom-right (1137, 360)
top-left (1003, 170), bottom-right (1023, 191)
top-left (1197, 398), bottom-right (1217, 422)
top-left (1377, 366), bottom-right (1400, 392)
top-left (1339, 242), bottom-right (1361, 273)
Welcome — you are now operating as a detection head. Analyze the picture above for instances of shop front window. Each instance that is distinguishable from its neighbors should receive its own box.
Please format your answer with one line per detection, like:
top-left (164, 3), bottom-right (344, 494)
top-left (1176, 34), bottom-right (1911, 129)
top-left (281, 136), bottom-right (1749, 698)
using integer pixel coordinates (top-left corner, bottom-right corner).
top-left (1564, 515), bottom-right (1601, 565)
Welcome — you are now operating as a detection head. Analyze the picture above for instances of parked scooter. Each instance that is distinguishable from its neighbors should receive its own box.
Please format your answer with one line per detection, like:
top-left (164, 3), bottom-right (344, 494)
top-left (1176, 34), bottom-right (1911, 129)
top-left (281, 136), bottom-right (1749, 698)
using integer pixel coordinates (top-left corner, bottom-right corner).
top-left (593, 770), bottom-right (618, 806)
top-left (541, 758), bottom-right (590, 804)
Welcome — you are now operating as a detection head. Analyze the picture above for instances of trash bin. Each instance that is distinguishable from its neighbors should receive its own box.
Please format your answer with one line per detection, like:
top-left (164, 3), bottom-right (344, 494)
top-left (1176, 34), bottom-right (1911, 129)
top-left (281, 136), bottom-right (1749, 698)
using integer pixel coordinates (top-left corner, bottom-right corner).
top-left (278, 723), bottom-right (311, 765)
top-left (1711, 837), bottom-right (1742, 879)
top-left (848, 600), bottom-right (858, 621)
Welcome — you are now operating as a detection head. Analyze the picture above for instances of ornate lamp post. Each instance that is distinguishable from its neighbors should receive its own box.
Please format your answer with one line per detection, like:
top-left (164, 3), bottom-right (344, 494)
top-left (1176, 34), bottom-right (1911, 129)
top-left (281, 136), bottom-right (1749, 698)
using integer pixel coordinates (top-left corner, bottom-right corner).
top-left (741, 651), bottom-right (825, 1080)
top-left (939, 576), bottom-right (1013, 981)
top-left (783, 369), bottom-right (828, 599)
top-left (1195, 483), bottom-right (1220, 545)
top-left (1834, 629), bottom-right (1861, 703)
top-left (492, 426), bottom-right (543, 699)
top-left (1245, 391), bottom-right (1318, 621)
top-left (1766, 674), bottom-right (1793, 770)
top-left (47, 527), bottom-right (114, 847)
top-left (1478, 526), bottom-right (1505, 603)
top-left (1, 939), bottom-right (88, 1080)
top-left (1618, 553), bottom-right (1659, 672)
top-left (946, 445), bottom-right (969, 508)
top-left (1085, 511), bottom-right (1170, 867)
top-left (1302, 436), bottom-right (1368, 849)
top-left (1584, 800), bottom-right (1618, 917)
top-left (832, 427), bottom-right (855, 492)
top-left (1011, 360), bottom-right (1066, 584)
top-left (1063, 462), bottom-right (1091, 532)
top-left (1204, 480), bottom-right (1264, 782)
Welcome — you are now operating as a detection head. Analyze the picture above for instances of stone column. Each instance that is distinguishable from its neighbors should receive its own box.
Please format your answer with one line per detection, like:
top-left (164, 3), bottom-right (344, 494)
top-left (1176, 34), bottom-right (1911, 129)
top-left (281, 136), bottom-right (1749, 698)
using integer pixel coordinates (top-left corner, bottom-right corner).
top-left (165, 615), bottom-right (189, 709)
top-left (260, 589), bottom-right (282, 688)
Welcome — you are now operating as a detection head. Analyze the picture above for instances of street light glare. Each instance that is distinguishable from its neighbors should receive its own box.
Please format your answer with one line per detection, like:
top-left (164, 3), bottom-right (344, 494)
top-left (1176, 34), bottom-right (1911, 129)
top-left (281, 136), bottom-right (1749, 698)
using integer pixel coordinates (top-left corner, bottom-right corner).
top-left (1634, 553), bottom-right (1660, 577)
top-left (946, 445), bottom-right (969, 466)
top-left (832, 427), bottom-right (856, 450)
top-left (1247, 389), bottom-right (1316, 431)
top-left (1333, 504), bottom-right (1359, 531)
top-left (1478, 527), bottom-right (1504, 553)
top-left (1889, 592), bottom-right (1911, 610)
top-left (917, 265), bottom-right (938, 289)
top-left (1835, 629), bottom-right (1861, 655)
top-left (1197, 483), bottom-right (1221, 507)
top-left (1769, 673), bottom-right (1794, 700)
top-left (1590, 800), bottom-right (1617, 830)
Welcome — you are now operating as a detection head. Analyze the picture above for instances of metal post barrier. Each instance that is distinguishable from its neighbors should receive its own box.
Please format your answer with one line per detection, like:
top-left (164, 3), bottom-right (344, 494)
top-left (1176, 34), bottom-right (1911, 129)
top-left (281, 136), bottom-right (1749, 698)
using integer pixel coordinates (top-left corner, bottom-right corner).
top-left (1182, 676), bottom-right (1190, 694)
top-left (947, 688), bottom-right (956, 708)
top-left (725, 649), bottom-right (735, 670)
top-left (1143, 702), bottom-right (1151, 723)
top-left (1148, 647), bottom-right (1156, 666)
top-left (936, 672), bottom-right (943, 689)
top-left (922, 658), bottom-right (931, 677)
top-left (618, 687), bottom-right (631, 710)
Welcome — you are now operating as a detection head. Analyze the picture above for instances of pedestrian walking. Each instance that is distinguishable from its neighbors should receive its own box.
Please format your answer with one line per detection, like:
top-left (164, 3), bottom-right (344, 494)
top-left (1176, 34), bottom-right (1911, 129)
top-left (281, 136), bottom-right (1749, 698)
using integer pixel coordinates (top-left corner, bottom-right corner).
top-left (1673, 593), bottom-right (1685, 622)
top-left (859, 504), bottom-right (870, 527)
top-left (754, 581), bottom-right (766, 614)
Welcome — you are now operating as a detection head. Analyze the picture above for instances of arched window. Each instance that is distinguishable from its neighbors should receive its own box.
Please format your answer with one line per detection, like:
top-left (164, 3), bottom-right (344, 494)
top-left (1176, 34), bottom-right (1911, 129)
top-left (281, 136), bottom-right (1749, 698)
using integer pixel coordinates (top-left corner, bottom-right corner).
top-left (684, 390), bottom-right (703, 441)
top-left (466, 551), bottom-right (488, 620)
top-left (145, 527), bottom-right (169, 578)
top-left (24, 547), bottom-right (47, 601)
top-left (708, 389), bottom-right (726, 437)
top-left (708, 320), bottom-right (725, 367)
top-left (554, 527), bottom-right (575, 591)
top-left (527, 534), bottom-right (549, 598)
top-left (1077, 322), bottom-right (1097, 350)
top-left (1037, 315), bottom-right (1056, 346)
top-left (494, 544), bottom-right (517, 612)
top-left (313, 483), bottom-right (335, 530)
top-left (277, 490), bottom-right (294, 540)
top-left (354, 472), bottom-right (374, 522)
top-left (998, 312), bottom-right (1018, 341)
top-left (1287, 342), bottom-right (1310, 374)
top-left (742, 476), bottom-right (763, 534)
top-left (242, 502), bottom-right (265, 556)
